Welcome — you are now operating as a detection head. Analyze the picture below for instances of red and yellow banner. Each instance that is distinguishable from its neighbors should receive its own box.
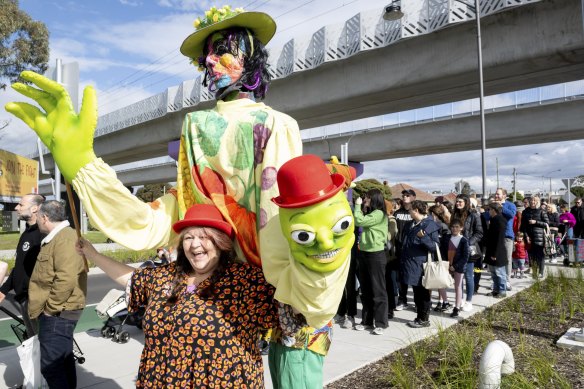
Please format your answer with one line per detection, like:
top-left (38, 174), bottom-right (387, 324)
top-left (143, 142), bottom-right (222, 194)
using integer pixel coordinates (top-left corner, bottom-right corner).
top-left (0, 149), bottom-right (38, 199)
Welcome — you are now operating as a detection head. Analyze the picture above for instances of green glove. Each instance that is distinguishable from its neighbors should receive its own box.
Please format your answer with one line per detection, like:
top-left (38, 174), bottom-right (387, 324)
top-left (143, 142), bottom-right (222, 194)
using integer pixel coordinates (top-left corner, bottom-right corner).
top-left (5, 71), bottom-right (97, 182)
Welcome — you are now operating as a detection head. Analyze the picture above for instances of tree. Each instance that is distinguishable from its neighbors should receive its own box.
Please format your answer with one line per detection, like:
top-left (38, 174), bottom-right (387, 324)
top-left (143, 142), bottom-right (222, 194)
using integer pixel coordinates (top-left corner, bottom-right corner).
top-left (136, 183), bottom-right (173, 203)
top-left (570, 175), bottom-right (584, 199)
top-left (511, 191), bottom-right (524, 202)
top-left (353, 179), bottom-right (392, 201)
top-left (453, 180), bottom-right (473, 195)
top-left (0, 0), bottom-right (50, 90)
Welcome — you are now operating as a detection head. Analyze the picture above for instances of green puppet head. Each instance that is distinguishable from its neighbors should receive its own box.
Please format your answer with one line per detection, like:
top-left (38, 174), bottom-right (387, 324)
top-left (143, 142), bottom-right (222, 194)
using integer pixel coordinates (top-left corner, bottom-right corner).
top-left (272, 155), bottom-right (355, 273)
top-left (278, 191), bottom-right (355, 272)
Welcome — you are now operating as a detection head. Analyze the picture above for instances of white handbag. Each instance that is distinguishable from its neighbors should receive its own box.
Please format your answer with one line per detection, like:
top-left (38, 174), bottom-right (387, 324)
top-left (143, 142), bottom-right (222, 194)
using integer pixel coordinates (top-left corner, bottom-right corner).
top-left (422, 243), bottom-right (454, 289)
top-left (17, 335), bottom-right (48, 389)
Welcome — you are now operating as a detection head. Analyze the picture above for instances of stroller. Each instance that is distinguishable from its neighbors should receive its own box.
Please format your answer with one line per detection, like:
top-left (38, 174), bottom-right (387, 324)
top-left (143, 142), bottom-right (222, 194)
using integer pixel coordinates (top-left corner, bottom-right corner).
top-left (0, 305), bottom-right (85, 364)
top-left (95, 256), bottom-right (168, 344)
top-left (95, 289), bottom-right (143, 344)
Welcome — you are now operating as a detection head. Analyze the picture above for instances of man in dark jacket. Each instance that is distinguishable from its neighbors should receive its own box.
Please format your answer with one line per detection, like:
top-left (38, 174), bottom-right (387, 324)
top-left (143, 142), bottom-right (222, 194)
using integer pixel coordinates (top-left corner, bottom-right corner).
top-left (571, 197), bottom-right (584, 238)
top-left (0, 193), bottom-right (45, 335)
top-left (393, 189), bottom-right (416, 310)
top-left (484, 202), bottom-right (508, 298)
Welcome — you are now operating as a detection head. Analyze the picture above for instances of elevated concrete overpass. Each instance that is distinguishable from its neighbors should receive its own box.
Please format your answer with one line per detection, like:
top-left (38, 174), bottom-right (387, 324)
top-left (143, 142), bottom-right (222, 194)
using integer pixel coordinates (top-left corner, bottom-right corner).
top-left (37, 95), bottom-right (584, 195)
top-left (33, 0), bottom-right (584, 171)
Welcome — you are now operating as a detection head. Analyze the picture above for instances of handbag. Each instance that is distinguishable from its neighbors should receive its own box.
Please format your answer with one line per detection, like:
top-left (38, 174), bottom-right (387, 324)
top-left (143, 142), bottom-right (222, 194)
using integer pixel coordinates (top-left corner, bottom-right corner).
top-left (543, 225), bottom-right (557, 257)
top-left (422, 243), bottom-right (454, 290)
top-left (469, 241), bottom-right (482, 261)
top-left (17, 335), bottom-right (48, 389)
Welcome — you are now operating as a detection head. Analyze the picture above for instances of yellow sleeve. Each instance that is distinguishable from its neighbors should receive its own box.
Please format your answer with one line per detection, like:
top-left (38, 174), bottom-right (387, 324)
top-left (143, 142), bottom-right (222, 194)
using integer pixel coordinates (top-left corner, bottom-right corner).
top-left (72, 158), bottom-right (179, 251)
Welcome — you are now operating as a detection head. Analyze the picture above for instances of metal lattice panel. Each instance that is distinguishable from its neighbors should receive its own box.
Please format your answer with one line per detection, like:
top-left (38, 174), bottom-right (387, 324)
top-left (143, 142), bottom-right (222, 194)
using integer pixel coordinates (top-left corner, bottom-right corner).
top-left (166, 84), bottom-right (182, 112)
top-left (303, 28), bottom-right (326, 69)
top-left (401, 0), bottom-right (429, 38)
top-left (95, 94), bottom-right (166, 137)
top-left (343, 14), bottom-right (361, 58)
top-left (182, 78), bottom-right (201, 108)
top-left (429, 0), bottom-right (450, 30)
top-left (274, 40), bottom-right (295, 78)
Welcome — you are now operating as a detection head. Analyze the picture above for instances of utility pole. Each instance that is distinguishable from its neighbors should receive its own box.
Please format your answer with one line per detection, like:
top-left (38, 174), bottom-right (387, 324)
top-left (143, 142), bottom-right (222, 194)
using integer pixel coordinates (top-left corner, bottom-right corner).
top-left (549, 177), bottom-right (552, 203)
top-left (513, 168), bottom-right (517, 202)
top-left (496, 158), bottom-right (499, 188)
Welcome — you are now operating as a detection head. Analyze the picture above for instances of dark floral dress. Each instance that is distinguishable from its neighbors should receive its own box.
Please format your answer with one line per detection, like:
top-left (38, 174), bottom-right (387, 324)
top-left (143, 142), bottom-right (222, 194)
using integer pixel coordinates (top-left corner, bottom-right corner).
top-left (128, 261), bottom-right (278, 388)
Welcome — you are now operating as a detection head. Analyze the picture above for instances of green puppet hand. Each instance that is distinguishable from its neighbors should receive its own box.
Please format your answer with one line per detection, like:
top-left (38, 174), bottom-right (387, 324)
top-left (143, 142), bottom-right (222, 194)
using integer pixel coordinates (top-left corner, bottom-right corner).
top-left (5, 71), bottom-right (97, 182)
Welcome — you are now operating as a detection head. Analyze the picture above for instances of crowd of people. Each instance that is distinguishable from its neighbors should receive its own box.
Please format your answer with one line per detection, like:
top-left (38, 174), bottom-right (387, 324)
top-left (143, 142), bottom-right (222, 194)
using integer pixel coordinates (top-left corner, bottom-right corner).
top-left (335, 189), bottom-right (584, 333)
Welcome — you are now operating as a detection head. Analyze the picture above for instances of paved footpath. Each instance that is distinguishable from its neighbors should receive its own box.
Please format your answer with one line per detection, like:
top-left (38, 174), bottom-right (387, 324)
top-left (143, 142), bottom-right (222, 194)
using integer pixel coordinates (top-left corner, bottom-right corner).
top-left (0, 263), bottom-right (580, 388)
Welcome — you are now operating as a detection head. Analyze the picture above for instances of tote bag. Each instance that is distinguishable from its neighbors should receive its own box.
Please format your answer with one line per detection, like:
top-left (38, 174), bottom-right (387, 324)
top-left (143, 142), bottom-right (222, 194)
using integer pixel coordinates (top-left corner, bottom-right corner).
top-left (422, 243), bottom-right (454, 290)
top-left (17, 335), bottom-right (48, 389)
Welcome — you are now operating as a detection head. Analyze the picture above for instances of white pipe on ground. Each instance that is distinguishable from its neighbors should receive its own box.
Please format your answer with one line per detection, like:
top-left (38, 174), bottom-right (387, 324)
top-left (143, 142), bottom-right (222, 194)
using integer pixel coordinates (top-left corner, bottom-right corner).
top-left (478, 340), bottom-right (515, 389)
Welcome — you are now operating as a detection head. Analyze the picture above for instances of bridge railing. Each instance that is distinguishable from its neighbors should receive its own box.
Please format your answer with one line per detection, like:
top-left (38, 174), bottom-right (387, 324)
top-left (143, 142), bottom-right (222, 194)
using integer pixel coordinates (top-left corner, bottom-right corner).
top-left (301, 79), bottom-right (584, 140)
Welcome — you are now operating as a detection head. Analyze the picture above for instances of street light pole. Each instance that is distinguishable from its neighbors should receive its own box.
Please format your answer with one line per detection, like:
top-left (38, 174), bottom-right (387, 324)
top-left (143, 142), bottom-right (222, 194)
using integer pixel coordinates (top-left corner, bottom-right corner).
top-left (384, 0), bottom-right (486, 197)
top-left (469, 0), bottom-right (487, 201)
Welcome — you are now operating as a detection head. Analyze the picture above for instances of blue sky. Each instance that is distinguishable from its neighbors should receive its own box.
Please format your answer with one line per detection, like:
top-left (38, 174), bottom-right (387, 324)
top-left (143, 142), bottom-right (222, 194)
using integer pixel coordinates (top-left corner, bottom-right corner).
top-left (1, 0), bottom-right (583, 196)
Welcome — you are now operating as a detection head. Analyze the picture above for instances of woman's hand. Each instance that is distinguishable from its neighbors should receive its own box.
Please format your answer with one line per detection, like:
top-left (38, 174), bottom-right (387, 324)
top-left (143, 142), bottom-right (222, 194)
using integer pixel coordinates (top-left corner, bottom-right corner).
top-left (355, 197), bottom-right (363, 205)
top-left (76, 237), bottom-right (98, 260)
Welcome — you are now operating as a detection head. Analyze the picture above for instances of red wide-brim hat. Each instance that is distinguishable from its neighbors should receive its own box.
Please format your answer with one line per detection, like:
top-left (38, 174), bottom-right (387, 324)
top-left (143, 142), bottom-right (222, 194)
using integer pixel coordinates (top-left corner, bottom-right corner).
top-left (272, 155), bottom-right (345, 209)
top-left (173, 204), bottom-right (233, 237)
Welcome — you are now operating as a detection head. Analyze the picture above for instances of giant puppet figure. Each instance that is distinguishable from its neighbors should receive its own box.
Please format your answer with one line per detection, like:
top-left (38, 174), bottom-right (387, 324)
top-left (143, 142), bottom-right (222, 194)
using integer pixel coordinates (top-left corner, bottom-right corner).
top-left (6, 5), bottom-right (354, 339)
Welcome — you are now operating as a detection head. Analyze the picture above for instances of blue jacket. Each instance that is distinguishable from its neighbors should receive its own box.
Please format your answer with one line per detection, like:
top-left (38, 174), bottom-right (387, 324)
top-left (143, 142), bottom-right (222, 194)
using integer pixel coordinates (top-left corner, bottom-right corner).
top-left (501, 200), bottom-right (517, 239)
top-left (440, 234), bottom-right (470, 273)
top-left (400, 217), bottom-right (441, 286)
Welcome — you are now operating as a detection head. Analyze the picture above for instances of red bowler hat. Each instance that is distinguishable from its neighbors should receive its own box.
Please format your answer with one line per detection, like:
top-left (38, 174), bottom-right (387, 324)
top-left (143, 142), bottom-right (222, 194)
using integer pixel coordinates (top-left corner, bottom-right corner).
top-left (272, 155), bottom-right (345, 208)
top-left (173, 204), bottom-right (233, 237)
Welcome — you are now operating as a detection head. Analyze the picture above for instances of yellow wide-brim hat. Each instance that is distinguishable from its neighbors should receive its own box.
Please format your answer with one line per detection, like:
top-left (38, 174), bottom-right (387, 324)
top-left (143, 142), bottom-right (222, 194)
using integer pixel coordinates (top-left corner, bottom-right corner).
top-left (180, 9), bottom-right (276, 59)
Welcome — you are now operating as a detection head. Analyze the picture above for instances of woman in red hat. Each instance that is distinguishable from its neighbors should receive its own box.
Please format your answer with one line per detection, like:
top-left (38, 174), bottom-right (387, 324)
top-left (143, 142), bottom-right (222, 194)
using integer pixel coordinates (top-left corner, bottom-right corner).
top-left (77, 204), bottom-right (278, 388)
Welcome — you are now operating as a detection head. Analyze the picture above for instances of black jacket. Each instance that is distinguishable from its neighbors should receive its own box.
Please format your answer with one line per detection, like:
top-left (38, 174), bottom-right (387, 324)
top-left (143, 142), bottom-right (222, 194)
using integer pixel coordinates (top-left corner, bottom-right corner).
top-left (571, 205), bottom-right (584, 238)
top-left (440, 234), bottom-right (470, 273)
top-left (547, 212), bottom-right (560, 228)
top-left (520, 207), bottom-right (549, 247)
top-left (484, 214), bottom-right (508, 267)
top-left (0, 223), bottom-right (44, 302)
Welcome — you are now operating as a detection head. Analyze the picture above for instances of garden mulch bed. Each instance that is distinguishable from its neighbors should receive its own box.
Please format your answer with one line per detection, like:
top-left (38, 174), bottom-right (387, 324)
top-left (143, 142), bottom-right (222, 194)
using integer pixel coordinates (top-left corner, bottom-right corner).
top-left (326, 274), bottom-right (584, 388)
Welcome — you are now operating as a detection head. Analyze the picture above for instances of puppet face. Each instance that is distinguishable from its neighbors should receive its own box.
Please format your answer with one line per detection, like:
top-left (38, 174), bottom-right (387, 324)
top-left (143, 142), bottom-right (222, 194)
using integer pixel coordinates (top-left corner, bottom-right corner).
top-left (204, 32), bottom-right (245, 89)
top-left (279, 191), bottom-right (355, 273)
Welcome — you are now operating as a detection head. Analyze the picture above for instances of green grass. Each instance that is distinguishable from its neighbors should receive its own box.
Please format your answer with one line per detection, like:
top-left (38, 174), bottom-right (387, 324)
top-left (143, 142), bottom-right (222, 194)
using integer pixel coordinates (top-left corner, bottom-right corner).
top-left (375, 270), bottom-right (584, 389)
top-left (0, 230), bottom-right (109, 250)
top-left (0, 230), bottom-right (154, 269)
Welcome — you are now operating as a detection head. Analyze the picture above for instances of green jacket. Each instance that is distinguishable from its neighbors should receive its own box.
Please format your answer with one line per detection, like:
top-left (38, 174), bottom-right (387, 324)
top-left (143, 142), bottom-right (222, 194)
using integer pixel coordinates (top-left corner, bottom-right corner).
top-left (28, 226), bottom-right (87, 319)
top-left (354, 207), bottom-right (388, 252)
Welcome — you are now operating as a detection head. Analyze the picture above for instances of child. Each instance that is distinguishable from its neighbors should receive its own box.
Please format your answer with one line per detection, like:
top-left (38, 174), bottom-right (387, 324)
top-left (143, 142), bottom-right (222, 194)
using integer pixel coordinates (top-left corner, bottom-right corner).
top-left (512, 232), bottom-right (527, 278)
top-left (446, 219), bottom-right (470, 318)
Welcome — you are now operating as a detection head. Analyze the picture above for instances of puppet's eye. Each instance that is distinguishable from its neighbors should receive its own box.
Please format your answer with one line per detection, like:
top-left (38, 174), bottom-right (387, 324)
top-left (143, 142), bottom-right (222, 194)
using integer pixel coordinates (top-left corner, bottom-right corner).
top-left (332, 216), bottom-right (353, 234)
top-left (291, 230), bottom-right (315, 245)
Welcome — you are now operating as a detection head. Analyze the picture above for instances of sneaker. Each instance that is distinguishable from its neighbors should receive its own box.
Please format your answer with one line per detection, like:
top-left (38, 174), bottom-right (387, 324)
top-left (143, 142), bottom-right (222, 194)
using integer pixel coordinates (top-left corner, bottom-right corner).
top-left (433, 302), bottom-right (443, 312)
top-left (354, 324), bottom-right (373, 331)
top-left (340, 316), bottom-right (354, 329)
top-left (507, 284), bottom-right (512, 291)
top-left (407, 318), bottom-right (430, 328)
top-left (372, 327), bottom-right (384, 335)
top-left (395, 303), bottom-right (408, 311)
top-left (551, 258), bottom-right (558, 264)
top-left (450, 307), bottom-right (460, 318)
top-left (486, 291), bottom-right (499, 297)
top-left (495, 293), bottom-right (507, 299)
top-left (439, 302), bottom-right (452, 312)
top-left (538, 273), bottom-right (545, 279)
top-left (510, 273), bottom-right (516, 279)
top-left (461, 302), bottom-right (473, 312)
top-left (333, 314), bottom-right (344, 323)
top-left (388, 311), bottom-right (394, 320)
